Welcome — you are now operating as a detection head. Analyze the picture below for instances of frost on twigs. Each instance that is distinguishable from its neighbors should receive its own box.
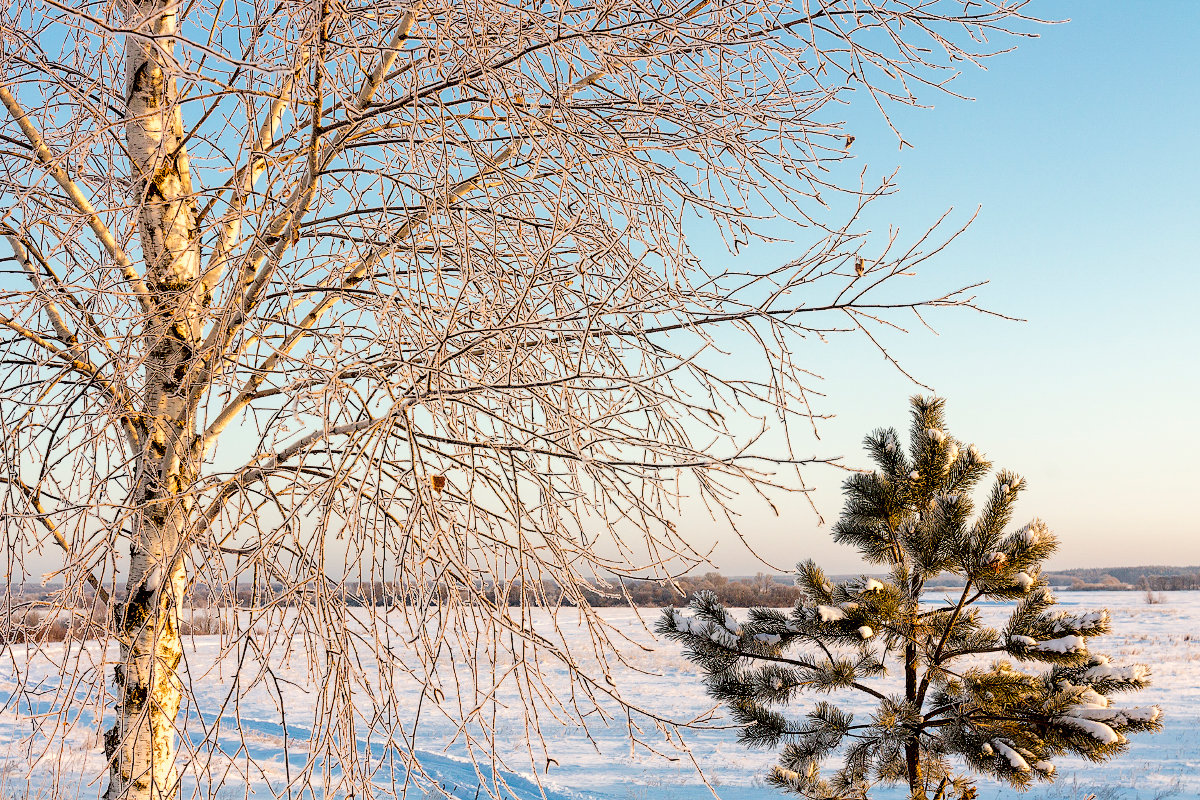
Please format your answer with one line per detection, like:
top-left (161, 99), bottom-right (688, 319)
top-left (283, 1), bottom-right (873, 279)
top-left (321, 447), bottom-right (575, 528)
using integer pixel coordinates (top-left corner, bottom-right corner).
top-left (0, 0), bottom-right (1061, 796)
top-left (662, 397), bottom-right (1160, 800)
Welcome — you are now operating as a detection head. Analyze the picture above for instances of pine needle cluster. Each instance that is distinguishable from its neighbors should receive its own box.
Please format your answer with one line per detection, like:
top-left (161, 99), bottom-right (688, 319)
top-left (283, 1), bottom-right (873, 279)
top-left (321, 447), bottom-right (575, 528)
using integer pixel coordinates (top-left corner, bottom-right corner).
top-left (659, 397), bottom-right (1161, 800)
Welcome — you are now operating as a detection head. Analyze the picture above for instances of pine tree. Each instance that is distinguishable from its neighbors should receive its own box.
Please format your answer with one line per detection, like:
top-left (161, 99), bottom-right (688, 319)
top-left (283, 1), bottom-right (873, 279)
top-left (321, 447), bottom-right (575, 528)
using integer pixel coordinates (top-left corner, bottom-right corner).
top-left (659, 397), bottom-right (1161, 800)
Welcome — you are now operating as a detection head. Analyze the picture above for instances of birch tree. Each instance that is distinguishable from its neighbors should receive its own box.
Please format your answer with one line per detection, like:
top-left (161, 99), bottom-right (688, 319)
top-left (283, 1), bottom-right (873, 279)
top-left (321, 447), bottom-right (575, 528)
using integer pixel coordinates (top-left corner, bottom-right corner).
top-left (0, 1), bottom-right (1038, 798)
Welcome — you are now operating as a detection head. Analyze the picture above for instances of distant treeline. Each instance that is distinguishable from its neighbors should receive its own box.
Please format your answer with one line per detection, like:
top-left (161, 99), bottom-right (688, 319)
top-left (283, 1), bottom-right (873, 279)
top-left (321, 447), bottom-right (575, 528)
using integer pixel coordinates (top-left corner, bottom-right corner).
top-left (345, 572), bottom-right (805, 608)
top-left (1042, 566), bottom-right (1200, 591)
top-left (8, 567), bottom-right (1200, 613)
top-left (1138, 574), bottom-right (1200, 591)
top-left (0, 607), bottom-right (236, 645)
top-left (590, 573), bottom-right (803, 608)
top-left (3, 573), bottom-right (804, 610)
top-left (1047, 565), bottom-right (1200, 583)
top-left (338, 570), bottom-right (1200, 605)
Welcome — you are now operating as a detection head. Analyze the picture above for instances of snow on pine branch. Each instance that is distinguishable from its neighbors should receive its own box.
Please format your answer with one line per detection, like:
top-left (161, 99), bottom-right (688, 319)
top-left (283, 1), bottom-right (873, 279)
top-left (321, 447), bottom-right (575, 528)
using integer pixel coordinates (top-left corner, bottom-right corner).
top-left (668, 607), bottom-right (741, 649)
top-left (1032, 635), bottom-right (1087, 655)
top-left (1082, 656), bottom-right (1151, 685)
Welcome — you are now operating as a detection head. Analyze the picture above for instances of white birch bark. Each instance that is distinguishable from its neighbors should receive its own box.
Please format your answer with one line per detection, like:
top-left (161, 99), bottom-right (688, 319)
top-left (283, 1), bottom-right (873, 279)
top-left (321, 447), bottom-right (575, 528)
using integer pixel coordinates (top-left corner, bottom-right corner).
top-left (105, 2), bottom-right (203, 797)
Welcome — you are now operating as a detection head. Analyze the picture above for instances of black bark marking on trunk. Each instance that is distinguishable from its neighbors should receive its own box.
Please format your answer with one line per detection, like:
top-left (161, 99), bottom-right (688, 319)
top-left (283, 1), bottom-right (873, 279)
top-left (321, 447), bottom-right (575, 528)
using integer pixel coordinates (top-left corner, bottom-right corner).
top-left (146, 503), bottom-right (169, 526)
top-left (126, 61), bottom-right (163, 108)
top-left (104, 725), bottom-right (120, 762)
top-left (147, 277), bottom-right (192, 294)
top-left (120, 582), bottom-right (156, 637)
top-left (124, 683), bottom-right (148, 714)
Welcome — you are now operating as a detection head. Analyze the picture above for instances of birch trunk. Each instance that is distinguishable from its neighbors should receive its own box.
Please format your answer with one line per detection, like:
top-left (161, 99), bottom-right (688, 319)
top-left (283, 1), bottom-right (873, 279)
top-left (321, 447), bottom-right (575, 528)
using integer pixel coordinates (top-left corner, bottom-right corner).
top-left (104, 2), bottom-right (203, 797)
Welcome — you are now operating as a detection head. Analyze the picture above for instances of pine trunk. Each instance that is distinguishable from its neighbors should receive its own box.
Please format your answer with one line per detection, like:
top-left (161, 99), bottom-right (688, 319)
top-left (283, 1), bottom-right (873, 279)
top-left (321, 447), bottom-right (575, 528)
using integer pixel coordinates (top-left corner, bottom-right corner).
top-left (104, 3), bottom-right (203, 798)
top-left (905, 639), bottom-right (923, 799)
top-left (906, 572), bottom-right (925, 800)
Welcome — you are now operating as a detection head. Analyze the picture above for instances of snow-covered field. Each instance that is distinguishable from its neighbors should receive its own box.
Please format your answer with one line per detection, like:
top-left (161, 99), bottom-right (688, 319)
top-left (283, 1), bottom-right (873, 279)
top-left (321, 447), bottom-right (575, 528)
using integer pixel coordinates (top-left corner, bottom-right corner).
top-left (2, 591), bottom-right (1198, 800)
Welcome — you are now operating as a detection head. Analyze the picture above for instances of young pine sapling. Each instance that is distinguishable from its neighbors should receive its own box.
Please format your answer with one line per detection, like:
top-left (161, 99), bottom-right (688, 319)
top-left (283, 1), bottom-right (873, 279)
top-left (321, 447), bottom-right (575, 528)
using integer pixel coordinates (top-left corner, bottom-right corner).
top-left (660, 397), bottom-right (1161, 800)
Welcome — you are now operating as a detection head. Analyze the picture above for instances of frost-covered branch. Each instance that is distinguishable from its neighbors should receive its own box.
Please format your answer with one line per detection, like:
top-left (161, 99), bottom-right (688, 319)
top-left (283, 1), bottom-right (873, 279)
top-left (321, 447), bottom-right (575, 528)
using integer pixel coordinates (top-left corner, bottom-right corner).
top-left (1, 1), bottom-right (1052, 798)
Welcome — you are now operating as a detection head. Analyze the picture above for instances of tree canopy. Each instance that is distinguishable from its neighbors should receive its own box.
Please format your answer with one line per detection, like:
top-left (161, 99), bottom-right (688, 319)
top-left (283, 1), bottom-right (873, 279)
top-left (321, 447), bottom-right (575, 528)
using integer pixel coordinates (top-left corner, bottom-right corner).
top-left (1, 2), bottom-right (1042, 797)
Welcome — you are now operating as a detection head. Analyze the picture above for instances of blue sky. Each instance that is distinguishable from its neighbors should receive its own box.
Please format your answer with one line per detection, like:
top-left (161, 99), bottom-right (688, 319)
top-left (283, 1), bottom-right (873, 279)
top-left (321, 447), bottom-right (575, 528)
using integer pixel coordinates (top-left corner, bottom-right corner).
top-left (14, 2), bottom-right (1196, 583)
top-left (692, 1), bottom-right (1200, 574)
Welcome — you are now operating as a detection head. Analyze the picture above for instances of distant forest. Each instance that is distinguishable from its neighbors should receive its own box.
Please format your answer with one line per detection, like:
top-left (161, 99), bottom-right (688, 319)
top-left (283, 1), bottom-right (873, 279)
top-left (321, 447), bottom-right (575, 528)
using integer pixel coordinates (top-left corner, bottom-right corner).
top-left (7, 567), bottom-right (1200, 612)
top-left (1043, 565), bottom-right (1200, 591)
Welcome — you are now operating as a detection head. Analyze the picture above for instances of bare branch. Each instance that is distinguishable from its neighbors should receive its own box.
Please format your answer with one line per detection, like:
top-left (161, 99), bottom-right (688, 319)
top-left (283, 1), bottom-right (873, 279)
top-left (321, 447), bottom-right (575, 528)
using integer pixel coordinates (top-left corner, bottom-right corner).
top-left (0, 85), bottom-right (151, 313)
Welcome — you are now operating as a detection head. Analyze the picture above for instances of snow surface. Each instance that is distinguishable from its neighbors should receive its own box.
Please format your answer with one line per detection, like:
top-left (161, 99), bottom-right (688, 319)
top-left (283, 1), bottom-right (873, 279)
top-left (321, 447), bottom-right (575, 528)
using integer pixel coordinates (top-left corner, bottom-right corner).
top-left (3, 591), bottom-right (1200, 800)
